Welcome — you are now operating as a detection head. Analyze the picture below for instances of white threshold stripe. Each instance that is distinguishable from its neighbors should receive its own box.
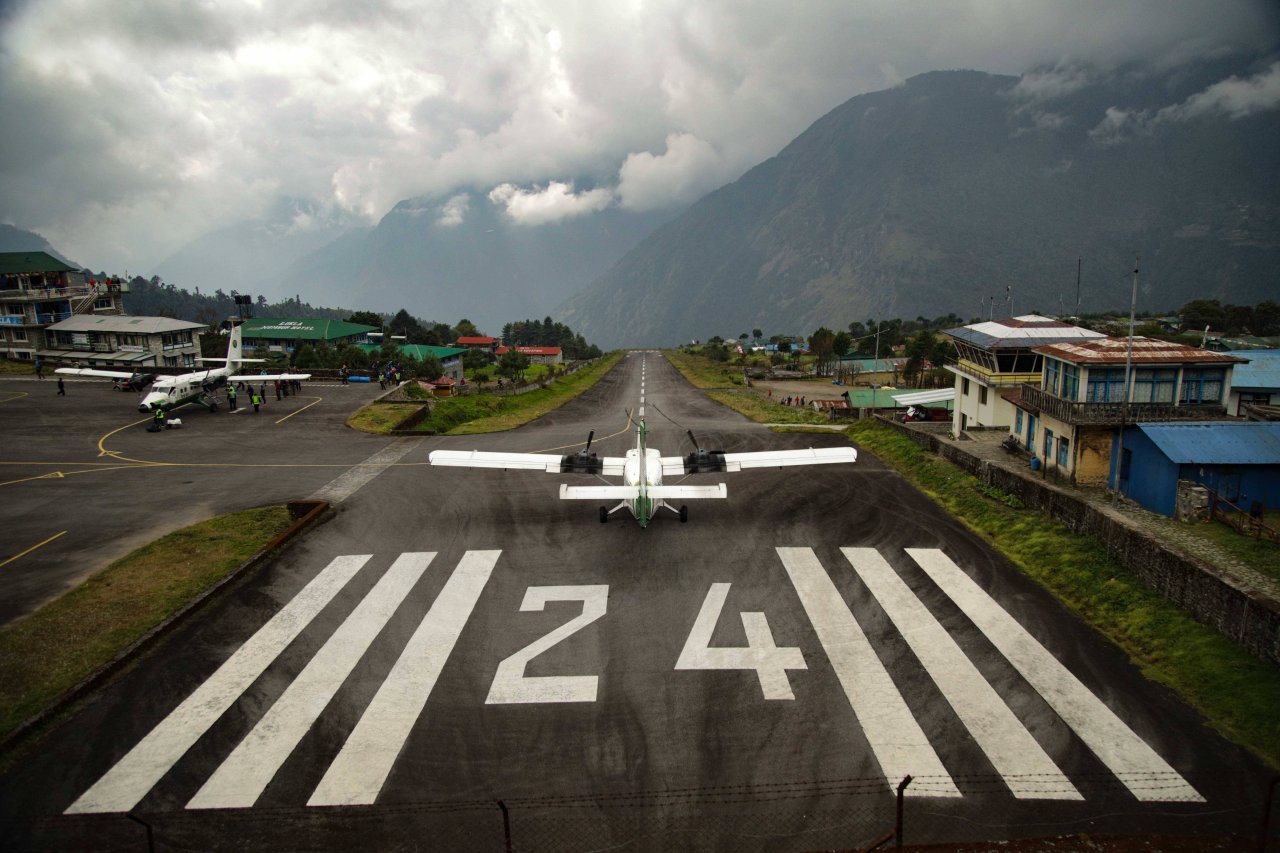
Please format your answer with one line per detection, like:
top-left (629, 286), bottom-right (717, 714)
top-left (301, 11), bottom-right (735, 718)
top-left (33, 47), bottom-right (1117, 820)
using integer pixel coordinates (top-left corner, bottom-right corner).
top-left (906, 548), bottom-right (1204, 803)
top-left (310, 437), bottom-right (420, 503)
top-left (842, 548), bottom-right (1080, 800)
top-left (187, 552), bottom-right (436, 810)
top-left (65, 554), bottom-right (373, 815)
top-left (777, 547), bottom-right (959, 798)
top-left (308, 550), bottom-right (500, 806)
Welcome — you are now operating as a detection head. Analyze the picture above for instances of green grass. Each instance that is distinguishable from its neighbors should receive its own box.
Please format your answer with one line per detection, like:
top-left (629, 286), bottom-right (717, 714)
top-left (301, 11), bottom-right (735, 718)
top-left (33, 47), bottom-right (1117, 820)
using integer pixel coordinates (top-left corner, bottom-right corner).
top-left (841, 419), bottom-right (1280, 768)
top-left (1185, 513), bottom-right (1280, 584)
top-left (0, 359), bottom-right (36, 375)
top-left (665, 348), bottom-right (743, 388)
top-left (668, 349), bottom-right (830, 424)
top-left (416, 353), bottom-right (623, 434)
top-left (346, 402), bottom-right (425, 433)
top-left (0, 506), bottom-right (294, 744)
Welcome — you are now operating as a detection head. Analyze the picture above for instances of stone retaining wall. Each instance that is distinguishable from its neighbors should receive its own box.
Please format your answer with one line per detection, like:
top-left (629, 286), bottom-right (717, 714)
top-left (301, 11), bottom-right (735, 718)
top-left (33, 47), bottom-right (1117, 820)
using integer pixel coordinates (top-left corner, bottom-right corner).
top-left (877, 417), bottom-right (1280, 665)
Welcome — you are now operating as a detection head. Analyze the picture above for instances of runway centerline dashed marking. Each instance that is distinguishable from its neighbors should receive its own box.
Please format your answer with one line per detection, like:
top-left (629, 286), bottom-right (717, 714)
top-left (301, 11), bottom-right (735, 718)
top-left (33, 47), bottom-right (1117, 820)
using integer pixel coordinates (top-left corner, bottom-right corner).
top-left (310, 437), bottom-right (422, 503)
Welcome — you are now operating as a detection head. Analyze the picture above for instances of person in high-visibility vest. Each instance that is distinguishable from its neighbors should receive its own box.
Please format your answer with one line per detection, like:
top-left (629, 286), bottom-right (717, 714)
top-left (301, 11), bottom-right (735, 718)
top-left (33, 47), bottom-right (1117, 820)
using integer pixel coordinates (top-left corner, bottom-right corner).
top-left (227, 384), bottom-right (238, 411)
top-left (152, 406), bottom-right (166, 432)
top-left (251, 391), bottom-right (261, 413)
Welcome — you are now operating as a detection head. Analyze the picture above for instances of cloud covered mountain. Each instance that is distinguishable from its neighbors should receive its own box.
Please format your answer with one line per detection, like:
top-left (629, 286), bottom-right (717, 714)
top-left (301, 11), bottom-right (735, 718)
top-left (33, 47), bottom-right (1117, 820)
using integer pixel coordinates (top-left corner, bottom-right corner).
top-left (557, 57), bottom-right (1280, 348)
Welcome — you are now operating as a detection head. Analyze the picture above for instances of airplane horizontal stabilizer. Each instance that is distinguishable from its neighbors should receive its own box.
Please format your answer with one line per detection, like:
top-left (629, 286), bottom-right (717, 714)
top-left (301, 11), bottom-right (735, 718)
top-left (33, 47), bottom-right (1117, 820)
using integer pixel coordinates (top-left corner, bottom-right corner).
top-left (559, 485), bottom-right (641, 500)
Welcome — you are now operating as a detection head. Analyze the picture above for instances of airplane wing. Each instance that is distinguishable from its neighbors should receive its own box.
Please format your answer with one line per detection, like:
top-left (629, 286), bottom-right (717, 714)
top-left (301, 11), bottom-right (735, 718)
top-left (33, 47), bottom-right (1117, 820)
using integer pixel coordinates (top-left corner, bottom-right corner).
top-left (430, 449), bottom-right (626, 476)
top-left (228, 372), bottom-right (312, 381)
top-left (661, 446), bottom-right (856, 476)
top-left (54, 367), bottom-right (137, 379)
top-left (559, 484), bottom-right (727, 500)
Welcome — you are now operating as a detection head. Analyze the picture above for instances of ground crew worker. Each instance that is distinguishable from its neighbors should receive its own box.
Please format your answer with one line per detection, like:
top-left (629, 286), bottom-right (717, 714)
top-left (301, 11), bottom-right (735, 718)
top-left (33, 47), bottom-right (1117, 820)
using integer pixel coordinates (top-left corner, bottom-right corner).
top-left (56, 377), bottom-right (65, 396)
top-left (151, 407), bottom-right (166, 432)
top-left (227, 384), bottom-right (237, 411)
top-left (274, 380), bottom-right (281, 401)
top-left (251, 390), bottom-right (261, 413)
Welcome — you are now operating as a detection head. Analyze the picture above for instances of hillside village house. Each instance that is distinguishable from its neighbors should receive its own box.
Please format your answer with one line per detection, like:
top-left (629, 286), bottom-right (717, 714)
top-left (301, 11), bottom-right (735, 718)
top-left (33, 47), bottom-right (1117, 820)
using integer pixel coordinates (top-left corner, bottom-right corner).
top-left (1, 251), bottom-right (126, 361)
top-left (240, 318), bottom-right (378, 354)
top-left (1222, 350), bottom-right (1280, 419)
top-left (945, 315), bottom-right (1106, 437)
top-left (43, 316), bottom-right (206, 369)
top-left (453, 335), bottom-right (501, 352)
top-left (496, 345), bottom-right (563, 366)
top-left (1013, 337), bottom-right (1247, 484)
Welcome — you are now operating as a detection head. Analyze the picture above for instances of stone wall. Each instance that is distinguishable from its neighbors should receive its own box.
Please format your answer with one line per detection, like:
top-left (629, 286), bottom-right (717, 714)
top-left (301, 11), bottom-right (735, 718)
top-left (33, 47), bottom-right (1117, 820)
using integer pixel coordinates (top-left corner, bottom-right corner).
top-left (876, 417), bottom-right (1280, 665)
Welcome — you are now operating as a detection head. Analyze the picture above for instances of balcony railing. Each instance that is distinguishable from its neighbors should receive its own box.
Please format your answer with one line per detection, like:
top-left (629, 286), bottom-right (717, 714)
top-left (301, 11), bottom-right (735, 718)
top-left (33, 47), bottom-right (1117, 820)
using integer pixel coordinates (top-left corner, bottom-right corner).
top-left (1019, 384), bottom-right (1228, 425)
top-left (949, 360), bottom-right (1041, 388)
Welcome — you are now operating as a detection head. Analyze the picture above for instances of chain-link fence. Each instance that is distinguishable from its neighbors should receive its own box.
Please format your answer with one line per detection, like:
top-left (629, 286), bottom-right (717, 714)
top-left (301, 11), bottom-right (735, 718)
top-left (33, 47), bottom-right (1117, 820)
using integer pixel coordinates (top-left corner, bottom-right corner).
top-left (5, 771), bottom-right (1276, 852)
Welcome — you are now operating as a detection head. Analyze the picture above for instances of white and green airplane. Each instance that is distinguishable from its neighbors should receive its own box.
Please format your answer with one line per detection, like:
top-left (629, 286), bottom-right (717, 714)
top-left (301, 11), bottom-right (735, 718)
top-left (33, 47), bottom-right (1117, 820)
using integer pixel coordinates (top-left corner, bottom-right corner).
top-left (429, 419), bottom-right (857, 527)
top-left (55, 323), bottom-right (310, 414)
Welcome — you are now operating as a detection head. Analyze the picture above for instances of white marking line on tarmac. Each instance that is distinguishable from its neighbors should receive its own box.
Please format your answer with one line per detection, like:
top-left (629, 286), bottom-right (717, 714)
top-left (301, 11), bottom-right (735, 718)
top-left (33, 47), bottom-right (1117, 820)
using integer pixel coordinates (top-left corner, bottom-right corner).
top-left (776, 547), bottom-right (960, 798)
top-left (841, 548), bottom-right (1080, 800)
top-left (308, 550), bottom-right (499, 806)
top-left (65, 554), bottom-right (373, 815)
top-left (906, 548), bottom-right (1204, 803)
top-left (639, 406), bottom-right (645, 417)
top-left (187, 552), bottom-right (436, 810)
top-left (310, 437), bottom-right (420, 503)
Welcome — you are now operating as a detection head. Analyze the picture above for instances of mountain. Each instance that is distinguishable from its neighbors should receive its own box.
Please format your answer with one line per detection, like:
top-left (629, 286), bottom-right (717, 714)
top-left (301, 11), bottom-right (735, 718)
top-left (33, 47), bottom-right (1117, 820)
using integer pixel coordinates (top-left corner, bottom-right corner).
top-left (0, 224), bottom-right (79, 267)
top-left (557, 58), bottom-right (1280, 348)
top-left (153, 198), bottom-right (368, 299)
top-left (270, 196), bottom-right (673, 337)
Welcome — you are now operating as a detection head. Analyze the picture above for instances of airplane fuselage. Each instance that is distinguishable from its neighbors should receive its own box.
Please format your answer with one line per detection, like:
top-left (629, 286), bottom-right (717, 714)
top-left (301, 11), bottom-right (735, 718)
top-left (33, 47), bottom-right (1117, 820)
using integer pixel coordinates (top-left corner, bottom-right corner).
top-left (621, 447), bottom-right (664, 526)
top-left (139, 370), bottom-right (230, 412)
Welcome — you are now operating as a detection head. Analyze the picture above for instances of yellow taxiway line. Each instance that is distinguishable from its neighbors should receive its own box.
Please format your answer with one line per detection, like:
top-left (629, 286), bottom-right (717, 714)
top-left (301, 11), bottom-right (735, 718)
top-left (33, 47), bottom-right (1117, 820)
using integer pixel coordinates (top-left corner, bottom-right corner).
top-left (1, 530), bottom-right (67, 569)
top-left (0, 391), bottom-right (30, 404)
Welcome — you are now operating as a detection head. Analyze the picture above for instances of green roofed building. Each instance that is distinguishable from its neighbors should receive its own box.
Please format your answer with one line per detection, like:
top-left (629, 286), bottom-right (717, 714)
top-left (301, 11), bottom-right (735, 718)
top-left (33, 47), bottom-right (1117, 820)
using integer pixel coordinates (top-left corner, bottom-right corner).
top-left (358, 343), bottom-right (467, 381)
top-left (240, 318), bottom-right (379, 354)
top-left (2, 251), bottom-right (127, 361)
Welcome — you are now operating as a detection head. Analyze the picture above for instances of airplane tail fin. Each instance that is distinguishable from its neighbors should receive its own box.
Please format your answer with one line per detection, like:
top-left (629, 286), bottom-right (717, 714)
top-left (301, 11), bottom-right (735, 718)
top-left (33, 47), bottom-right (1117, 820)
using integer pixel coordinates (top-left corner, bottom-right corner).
top-left (227, 323), bottom-right (243, 368)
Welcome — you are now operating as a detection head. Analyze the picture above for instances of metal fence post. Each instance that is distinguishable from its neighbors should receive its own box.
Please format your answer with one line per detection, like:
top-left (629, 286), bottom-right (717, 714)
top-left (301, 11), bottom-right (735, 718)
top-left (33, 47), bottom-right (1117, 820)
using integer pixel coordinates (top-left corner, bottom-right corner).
top-left (498, 799), bottom-right (512, 853)
top-left (895, 775), bottom-right (913, 850)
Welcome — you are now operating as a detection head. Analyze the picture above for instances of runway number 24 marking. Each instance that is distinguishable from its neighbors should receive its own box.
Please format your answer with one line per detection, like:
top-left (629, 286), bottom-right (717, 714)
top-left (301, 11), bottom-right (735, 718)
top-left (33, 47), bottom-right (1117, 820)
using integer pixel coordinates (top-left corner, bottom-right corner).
top-left (485, 582), bottom-right (804, 704)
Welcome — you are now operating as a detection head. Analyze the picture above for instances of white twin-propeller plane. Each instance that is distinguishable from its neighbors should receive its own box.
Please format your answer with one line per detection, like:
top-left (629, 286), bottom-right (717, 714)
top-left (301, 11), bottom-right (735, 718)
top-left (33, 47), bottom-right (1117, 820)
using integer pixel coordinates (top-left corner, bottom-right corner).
top-left (56, 324), bottom-right (310, 413)
top-left (429, 419), bottom-right (857, 527)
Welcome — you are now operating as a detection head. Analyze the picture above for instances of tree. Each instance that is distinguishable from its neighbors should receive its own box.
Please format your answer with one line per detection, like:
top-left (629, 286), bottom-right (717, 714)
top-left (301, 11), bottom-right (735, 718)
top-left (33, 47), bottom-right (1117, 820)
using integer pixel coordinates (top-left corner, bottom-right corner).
top-left (832, 330), bottom-right (852, 359)
top-left (1179, 300), bottom-right (1225, 333)
top-left (752, 328), bottom-right (763, 342)
top-left (455, 318), bottom-right (479, 338)
top-left (497, 348), bottom-right (530, 384)
top-left (346, 310), bottom-right (384, 328)
top-left (809, 327), bottom-right (835, 376)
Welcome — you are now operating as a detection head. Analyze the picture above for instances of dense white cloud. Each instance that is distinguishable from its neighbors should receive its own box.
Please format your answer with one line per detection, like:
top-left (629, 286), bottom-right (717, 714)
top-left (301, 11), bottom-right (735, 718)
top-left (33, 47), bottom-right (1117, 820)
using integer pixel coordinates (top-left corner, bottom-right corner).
top-left (0, 0), bottom-right (1276, 271)
top-left (488, 181), bottom-right (614, 225)
top-left (436, 193), bottom-right (471, 227)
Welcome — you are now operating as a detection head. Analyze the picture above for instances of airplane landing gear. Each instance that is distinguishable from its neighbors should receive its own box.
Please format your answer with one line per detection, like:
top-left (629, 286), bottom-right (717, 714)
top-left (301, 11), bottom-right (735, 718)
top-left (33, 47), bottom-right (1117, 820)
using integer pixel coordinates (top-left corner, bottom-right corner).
top-left (679, 505), bottom-right (688, 523)
top-left (599, 506), bottom-right (609, 524)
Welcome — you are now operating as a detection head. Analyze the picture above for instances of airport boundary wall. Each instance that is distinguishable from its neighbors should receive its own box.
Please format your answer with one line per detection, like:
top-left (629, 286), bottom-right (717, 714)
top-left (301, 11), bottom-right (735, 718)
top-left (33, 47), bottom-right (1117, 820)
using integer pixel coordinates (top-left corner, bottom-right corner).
top-left (877, 417), bottom-right (1280, 666)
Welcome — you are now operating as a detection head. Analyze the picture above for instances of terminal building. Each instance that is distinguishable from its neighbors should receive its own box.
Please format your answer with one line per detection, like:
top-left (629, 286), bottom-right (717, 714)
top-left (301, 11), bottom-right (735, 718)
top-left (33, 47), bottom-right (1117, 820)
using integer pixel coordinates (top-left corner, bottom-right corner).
top-left (0, 251), bottom-right (126, 361)
top-left (239, 318), bottom-right (379, 354)
top-left (42, 315), bottom-right (206, 369)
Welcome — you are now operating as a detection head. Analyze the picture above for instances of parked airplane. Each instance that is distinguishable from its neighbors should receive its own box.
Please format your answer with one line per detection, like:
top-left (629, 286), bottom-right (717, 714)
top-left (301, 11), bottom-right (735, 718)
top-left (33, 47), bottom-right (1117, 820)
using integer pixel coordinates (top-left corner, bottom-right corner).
top-left (429, 419), bottom-right (856, 527)
top-left (55, 324), bottom-right (310, 413)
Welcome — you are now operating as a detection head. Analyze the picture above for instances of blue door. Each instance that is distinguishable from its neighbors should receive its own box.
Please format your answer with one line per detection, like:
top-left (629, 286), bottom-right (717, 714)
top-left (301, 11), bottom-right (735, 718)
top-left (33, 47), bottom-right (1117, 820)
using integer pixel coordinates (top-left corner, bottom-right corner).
top-left (1026, 415), bottom-right (1037, 451)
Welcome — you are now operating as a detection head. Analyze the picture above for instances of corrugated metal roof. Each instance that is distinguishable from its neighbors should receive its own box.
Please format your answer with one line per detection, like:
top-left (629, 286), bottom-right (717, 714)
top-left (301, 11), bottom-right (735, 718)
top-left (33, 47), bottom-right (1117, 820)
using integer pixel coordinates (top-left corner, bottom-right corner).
top-left (1036, 336), bottom-right (1248, 365)
top-left (0, 251), bottom-right (78, 275)
top-left (47, 316), bottom-right (206, 333)
top-left (1223, 350), bottom-right (1280, 390)
top-left (945, 315), bottom-right (1104, 349)
top-left (241, 318), bottom-right (377, 340)
top-left (1136, 422), bottom-right (1280, 465)
top-left (893, 388), bottom-right (956, 405)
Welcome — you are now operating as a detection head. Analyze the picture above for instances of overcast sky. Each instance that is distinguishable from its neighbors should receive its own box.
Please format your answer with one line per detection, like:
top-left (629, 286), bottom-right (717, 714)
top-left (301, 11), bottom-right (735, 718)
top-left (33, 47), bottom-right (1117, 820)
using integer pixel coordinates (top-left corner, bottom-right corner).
top-left (1, 0), bottom-right (1277, 274)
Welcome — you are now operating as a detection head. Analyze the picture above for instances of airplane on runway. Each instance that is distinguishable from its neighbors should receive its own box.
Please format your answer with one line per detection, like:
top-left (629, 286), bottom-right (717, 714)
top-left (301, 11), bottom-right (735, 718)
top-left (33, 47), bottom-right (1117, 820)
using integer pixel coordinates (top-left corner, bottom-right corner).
top-left (429, 419), bottom-right (856, 527)
top-left (55, 324), bottom-right (310, 413)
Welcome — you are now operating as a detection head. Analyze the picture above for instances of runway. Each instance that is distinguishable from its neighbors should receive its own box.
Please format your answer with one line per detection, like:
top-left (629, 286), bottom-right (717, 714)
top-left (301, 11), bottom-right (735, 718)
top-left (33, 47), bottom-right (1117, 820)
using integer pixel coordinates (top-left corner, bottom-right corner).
top-left (0, 353), bottom-right (1268, 851)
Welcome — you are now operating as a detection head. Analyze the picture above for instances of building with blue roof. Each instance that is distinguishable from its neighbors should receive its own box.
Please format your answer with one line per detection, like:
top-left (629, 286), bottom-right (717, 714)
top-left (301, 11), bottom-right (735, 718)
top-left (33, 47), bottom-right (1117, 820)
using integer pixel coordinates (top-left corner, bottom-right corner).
top-left (1223, 350), bottom-right (1280, 418)
top-left (1111, 421), bottom-right (1280, 517)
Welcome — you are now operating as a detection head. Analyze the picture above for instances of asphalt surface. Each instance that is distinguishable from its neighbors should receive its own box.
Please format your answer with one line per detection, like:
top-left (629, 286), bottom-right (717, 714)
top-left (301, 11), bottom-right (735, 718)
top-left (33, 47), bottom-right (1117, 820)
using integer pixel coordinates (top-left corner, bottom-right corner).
top-left (0, 354), bottom-right (1271, 852)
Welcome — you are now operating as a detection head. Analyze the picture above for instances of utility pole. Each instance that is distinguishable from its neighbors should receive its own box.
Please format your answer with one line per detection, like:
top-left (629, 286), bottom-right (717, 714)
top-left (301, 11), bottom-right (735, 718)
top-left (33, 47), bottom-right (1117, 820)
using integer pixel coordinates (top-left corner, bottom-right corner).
top-left (873, 321), bottom-right (882, 413)
top-left (1112, 255), bottom-right (1139, 505)
top-left (1074, 258), bottom-right (1082, 319)
top-left (1006, 285), bottom-right (1012, 318)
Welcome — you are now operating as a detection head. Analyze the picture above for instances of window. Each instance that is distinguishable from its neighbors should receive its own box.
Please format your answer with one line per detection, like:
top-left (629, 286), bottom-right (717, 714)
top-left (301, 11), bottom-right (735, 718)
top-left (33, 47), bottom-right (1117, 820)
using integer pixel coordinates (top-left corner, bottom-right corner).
top-left (1057, 436), bottom-right (1070, 468)
top-left (1061, 364), bottom-right (1080, 400)
top-left (1086, 368), bottom-right (1127, 403)
top-left (1180, 369), bottom-right (1225, 405)
top-left (962, 378), bottom-right (970, 396)
top-left (1044, 359), bottom-right (1061, 395)
top-left (1043, 427), bottom-right (1054, 460)
top-left (1014, 408), bottom-right (1023, 435)
top-left (12, 328), bottom-right (26, 342)
top-left (979, 386), bottom-right (988, 405)
top-left (1131, 368), bottom-right (1176, 403)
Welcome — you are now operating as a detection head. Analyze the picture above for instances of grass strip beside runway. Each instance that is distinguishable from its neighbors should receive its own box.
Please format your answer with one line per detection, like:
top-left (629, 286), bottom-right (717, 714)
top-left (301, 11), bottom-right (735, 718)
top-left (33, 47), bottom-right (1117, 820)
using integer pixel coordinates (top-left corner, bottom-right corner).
top-left (0, 506), bottom-right (293, 745)
top-left (665, 350), bottom-right (829, 424)
top-left (413, 352), bottom-right (623, 435)
top-left (839, 419), bottom-right (1280, 769)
